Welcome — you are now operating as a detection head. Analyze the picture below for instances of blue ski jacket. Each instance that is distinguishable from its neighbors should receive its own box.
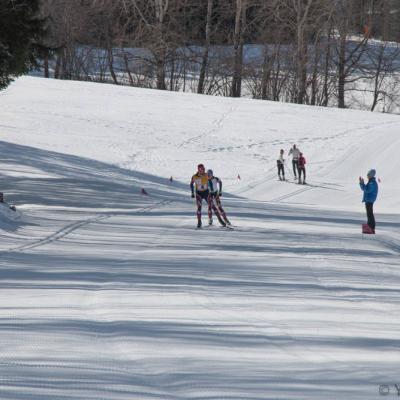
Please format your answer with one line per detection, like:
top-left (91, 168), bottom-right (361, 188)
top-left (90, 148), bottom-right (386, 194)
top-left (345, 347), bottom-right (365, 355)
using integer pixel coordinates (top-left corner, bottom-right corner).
top-left (360, 177), bottom-right (378, 203)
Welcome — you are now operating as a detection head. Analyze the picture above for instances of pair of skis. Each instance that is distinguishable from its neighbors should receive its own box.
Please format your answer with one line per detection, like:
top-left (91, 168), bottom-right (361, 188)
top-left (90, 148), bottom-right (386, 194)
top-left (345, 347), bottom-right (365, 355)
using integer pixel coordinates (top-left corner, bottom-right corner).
top-left (279, 177), bottom-right (307, 184)
top-left (197, 223), bottom-right (235, 230)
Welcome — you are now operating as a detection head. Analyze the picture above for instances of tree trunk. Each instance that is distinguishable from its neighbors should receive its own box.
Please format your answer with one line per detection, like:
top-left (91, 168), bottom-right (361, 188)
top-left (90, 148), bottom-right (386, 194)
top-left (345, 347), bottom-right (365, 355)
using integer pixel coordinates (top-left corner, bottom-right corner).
top-left (44, 51), bottom-right (50, 78)
top-left (107, 46), bottom-right (119, 85)
top-left (261, 45), bottom-right (270, 100)
top-left (54, 47), bottom-right (63, 79)
top-left (338, 35), bottom-right (346, 109)
top-left (322, 29), bottom-right (332, 107)
top-left (296, 24), bottom-right (307, 103)
top-left (61, 47), bottom-right (68, 79)
top-left (231, 0), bottom-right (245, 98)
top-left (169, 51), bottom-right (175, 91)
top-left (294, 0), bottom-right (312, 104)
top-left (154, 0), bottom-right (168, 90)
top-left (156, 48), bottom-right (167, 90)
top-left (198, 0), bottom-right (214, 94)
top-left (371, 44), bottom-right (385, 112)
top-left (273, 46), bottom-right (282, 102)
top-left (382, 0), bottom-right (390, 40)
top-left (310, 36), bottom-right (320, 106)
top-left (123, 51), bottom-right (135, 86)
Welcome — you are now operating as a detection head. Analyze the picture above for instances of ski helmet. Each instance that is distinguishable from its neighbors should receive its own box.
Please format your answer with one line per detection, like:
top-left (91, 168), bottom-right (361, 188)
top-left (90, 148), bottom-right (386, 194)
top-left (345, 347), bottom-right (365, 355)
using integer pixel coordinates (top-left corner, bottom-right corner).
top-left (207, 169), bottom-right (213, 177)
top-left (367, 169), bottom-right (376, 178)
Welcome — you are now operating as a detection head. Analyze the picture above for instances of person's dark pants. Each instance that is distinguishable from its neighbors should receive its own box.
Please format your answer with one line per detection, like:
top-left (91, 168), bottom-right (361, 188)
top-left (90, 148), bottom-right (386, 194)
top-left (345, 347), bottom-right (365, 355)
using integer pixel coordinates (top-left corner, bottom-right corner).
top-left (278, 164), bottom-right (285, 179)
top-left (365, 202), bottom-right (375, 230)
top-left (292, 160), bottom-right (298, 177)
top-left (298, 167), bottom-right (306, 182)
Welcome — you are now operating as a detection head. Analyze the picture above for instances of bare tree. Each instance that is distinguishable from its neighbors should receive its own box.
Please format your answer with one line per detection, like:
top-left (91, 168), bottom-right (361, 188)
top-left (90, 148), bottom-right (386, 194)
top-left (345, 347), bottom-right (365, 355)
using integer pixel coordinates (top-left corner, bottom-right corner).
top-left (231, 0), bottom-right (248, 97)
top-left (291, 0), bottom-right (314, 104)
top-left (198, 0), bottom-right (214, 94)
top-left (333, 0), bottom-right (370, 108)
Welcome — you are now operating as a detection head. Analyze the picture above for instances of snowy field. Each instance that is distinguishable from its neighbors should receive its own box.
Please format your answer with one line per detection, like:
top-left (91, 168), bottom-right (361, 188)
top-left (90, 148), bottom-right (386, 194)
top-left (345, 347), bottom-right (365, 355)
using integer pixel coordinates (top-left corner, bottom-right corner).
top-left (0, 76), bottom-right (399, 399)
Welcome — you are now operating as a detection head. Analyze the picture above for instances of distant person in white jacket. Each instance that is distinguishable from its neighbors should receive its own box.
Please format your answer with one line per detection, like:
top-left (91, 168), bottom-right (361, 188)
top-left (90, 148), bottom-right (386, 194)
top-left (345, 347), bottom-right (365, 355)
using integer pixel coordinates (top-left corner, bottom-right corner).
top-left (277, 149), bottom-right (285, 181)
top-left (288, 144), bottom-right (301, 179)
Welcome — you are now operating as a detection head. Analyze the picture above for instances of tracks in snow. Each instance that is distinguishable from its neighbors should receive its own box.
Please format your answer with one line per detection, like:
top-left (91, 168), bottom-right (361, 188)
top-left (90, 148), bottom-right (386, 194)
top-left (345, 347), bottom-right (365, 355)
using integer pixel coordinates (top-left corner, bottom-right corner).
top-left (270, 185), bottom-right (315, 202)
top-left (1, 200), bottom-right (173, 254)
top-left (177, 105), bottom-right (237, 149)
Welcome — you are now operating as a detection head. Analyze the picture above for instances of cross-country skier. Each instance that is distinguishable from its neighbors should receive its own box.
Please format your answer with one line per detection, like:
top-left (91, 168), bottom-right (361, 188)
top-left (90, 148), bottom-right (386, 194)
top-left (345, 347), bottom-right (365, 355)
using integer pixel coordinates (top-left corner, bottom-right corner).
top-left (297, 152), bottom-right (306, 184)
top-left (277, 149), bottom-right (285, 181)
top-left (190, 164), bottom-right (225, 228)
top-left (359, 169), bottom-right (378, 234)
top-left (288, 144), bottom-right (301, 179)
top-left (190, 164), bottom-right (210, 228)
top-left (207, 169), bottom-right (231, 226)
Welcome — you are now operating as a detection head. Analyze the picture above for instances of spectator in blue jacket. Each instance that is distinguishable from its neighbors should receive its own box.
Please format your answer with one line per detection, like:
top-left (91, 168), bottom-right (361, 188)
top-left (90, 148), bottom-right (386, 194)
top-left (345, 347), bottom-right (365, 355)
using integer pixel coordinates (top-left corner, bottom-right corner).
top-left (359, 169), bottom-right (378, 232)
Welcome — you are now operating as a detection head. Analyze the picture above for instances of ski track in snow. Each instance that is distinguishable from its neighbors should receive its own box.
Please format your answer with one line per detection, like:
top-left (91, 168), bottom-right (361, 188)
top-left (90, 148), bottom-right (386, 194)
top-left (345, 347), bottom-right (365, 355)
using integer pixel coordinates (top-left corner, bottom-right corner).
top-left (0, 77), bottom-right (399, 400)
top-left (0, 200), bottom-right (174, 254)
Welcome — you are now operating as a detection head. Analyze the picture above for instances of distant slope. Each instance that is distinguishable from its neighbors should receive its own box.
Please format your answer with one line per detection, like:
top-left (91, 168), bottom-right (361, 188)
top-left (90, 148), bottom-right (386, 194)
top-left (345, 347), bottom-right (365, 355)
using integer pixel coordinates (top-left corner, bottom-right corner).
top-left (1, 76), bottom-right (399, 212)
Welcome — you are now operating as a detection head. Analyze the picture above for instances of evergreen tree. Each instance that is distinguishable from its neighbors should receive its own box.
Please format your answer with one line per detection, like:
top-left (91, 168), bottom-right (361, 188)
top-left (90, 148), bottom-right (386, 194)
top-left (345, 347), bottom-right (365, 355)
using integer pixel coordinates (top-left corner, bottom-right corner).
top-left (0, 0), bottom-right (46, 90)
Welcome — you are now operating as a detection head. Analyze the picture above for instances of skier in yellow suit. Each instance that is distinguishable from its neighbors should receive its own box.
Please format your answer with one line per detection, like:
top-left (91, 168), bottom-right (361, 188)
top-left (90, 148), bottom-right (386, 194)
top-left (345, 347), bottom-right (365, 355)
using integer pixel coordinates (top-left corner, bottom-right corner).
top-left (190, 164), bottom-right (225, 228)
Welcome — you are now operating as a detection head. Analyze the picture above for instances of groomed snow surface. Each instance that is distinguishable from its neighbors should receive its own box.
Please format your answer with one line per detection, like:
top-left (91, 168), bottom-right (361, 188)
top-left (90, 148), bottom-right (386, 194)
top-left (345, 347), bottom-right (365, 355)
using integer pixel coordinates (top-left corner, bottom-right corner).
top-left (0, 76), bottom-right (399, 400)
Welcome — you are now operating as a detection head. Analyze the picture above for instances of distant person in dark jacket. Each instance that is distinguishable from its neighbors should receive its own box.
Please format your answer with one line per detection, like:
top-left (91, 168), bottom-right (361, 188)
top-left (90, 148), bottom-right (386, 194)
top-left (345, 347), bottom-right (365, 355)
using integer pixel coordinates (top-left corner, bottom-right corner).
top-left (359, 169), bottom-right (378, 233)
top-left (297, 153), bottom-right (306, 184)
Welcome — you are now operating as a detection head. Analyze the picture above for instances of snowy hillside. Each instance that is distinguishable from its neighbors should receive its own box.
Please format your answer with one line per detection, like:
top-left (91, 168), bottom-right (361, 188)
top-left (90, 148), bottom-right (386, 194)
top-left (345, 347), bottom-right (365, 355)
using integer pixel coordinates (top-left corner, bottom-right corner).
top-left (0, 76), bottom-right (399, 400)
top-left (2, 77), bottom-right (400, 211)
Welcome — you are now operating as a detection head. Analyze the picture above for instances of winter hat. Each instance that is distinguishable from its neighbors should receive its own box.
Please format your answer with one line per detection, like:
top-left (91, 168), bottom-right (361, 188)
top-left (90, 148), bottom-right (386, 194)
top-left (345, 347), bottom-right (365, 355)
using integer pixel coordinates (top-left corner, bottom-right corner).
top-left (207, 169), bottom-right (213, 176)
top-left (197, 163), bottom-right (205, 170)
top-left (367, 169), bottom-right (376, 178)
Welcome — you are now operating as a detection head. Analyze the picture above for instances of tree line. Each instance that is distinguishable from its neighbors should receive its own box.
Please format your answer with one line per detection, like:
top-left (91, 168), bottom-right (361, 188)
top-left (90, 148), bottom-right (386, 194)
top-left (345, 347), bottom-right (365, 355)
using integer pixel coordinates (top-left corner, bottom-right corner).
top-left (2, 0), bottom-right (400, 112)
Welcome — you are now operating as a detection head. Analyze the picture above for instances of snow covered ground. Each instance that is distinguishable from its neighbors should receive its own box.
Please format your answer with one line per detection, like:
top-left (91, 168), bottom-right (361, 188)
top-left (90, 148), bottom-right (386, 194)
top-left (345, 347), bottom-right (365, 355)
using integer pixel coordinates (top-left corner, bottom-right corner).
top-left (0, 76), bottom-right (399, 399)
